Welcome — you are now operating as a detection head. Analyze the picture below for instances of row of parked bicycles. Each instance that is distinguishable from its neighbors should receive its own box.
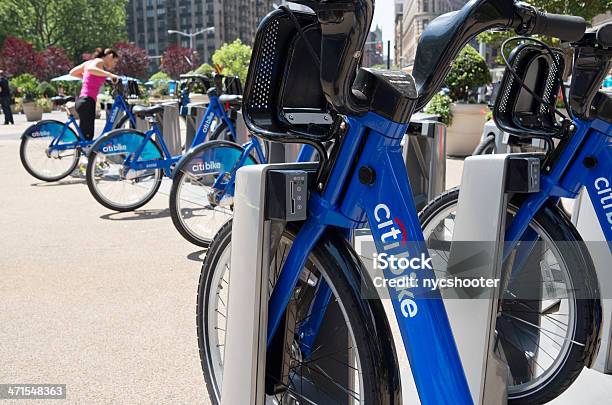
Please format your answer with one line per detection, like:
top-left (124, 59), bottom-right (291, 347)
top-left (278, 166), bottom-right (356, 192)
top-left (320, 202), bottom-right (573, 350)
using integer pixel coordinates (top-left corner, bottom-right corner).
top-left (18, 0), bottom-right (611, 403)
top-left (19, 72), bottom-right (270, 247)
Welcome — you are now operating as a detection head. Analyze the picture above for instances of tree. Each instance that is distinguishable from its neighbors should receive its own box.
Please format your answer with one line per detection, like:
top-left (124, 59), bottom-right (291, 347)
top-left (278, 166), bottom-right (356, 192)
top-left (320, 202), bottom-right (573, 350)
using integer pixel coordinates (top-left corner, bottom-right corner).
top-left (39, 46), bottom-right (72, 80)
top-left (161, 45), bottom-right (199, 79)
top-left (0, 37), bottom-right (73, 81)
top-left (212, 39), bottom-right (252, 83)
top-left (113, 42), bottom-right (149, 80)
top-left (0, 37), bottom-right (44, 79)
top-left (0, 0), bottom-right (128, 61)
top-left (444, 45), bottom-right (491, 102)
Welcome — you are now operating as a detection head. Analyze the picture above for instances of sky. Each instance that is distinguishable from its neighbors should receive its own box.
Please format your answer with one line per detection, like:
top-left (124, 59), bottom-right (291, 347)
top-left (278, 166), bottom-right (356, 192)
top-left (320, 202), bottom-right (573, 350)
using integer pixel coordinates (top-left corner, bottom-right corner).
top-left (371, 0), bottom-right (396, 56)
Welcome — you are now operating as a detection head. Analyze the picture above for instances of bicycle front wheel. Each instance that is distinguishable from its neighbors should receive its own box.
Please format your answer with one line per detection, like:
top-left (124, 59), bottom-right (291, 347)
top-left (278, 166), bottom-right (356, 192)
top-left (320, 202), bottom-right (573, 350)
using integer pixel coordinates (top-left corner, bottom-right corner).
top-left (169, 140), bottom-right (259, 247)
top-left (419, 188), bottom-right (601, 405)
top-left (197, 220), bottom-right (401, 404)
top-left (20, 120), bottom-right (80, 182)
top-left (86, 130), bottom-right (164, 211)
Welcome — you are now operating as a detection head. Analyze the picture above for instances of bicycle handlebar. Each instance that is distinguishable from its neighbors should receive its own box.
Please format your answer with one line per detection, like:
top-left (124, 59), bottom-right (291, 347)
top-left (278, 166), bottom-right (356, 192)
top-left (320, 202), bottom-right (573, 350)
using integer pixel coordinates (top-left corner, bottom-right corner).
top-left (514, 3), bottom-right (586, 42)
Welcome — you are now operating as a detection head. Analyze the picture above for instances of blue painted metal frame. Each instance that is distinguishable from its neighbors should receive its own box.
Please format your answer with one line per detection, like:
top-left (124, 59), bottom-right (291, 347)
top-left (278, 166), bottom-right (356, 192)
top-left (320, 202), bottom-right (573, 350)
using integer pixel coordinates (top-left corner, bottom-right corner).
top-left (47, 95), bottom-right (135, 152)
top-left (267, 112), bottom-right (473, 404)
top-left (124, 94), bottom-right (238, 178)
top-left (504, 117), bottom-right (612, 262)
top-left (209, 141), bottom-right (315, 202)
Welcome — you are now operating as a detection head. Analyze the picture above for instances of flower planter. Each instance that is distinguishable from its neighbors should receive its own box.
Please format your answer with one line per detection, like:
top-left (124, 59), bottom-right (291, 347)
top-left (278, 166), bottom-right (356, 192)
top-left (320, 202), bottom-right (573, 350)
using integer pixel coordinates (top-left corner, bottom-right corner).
top-left (446, 103), bottom-right (490, 157)
top-left (22, 102), bottom-right (44, 122)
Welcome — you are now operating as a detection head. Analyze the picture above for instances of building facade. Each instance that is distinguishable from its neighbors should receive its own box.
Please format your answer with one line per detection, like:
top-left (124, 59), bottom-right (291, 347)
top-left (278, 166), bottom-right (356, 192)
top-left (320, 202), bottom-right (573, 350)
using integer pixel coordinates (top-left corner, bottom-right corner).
top-left (127, 0), bottom-right (276, 68)
top-left (394, 1), bottom-right (403, 68)
top-left (363, 25), bottom-right (384, 67)
top-left (399, 0), bottom-right (467, 68)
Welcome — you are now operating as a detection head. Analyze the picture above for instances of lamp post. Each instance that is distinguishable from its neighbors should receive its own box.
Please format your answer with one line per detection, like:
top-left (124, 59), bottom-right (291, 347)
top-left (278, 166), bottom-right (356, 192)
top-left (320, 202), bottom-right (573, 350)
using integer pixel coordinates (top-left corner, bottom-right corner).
top-left (167, 27), bottom-right (215, 59)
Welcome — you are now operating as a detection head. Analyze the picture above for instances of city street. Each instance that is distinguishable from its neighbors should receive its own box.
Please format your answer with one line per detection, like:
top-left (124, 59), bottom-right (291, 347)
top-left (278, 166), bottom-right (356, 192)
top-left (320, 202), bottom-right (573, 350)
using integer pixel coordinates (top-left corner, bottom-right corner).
top-left (1, 112), bottom-right (610, 404)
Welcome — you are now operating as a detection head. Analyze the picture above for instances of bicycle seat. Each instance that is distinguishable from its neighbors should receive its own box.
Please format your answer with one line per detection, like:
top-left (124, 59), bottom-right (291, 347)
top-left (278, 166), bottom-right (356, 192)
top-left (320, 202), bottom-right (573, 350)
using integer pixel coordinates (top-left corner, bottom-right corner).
top-left (132, 104), bottom-right (164, 118)
top-left (218, 94), bottom-right (242, 107)
top-left (51, 96), bottom-right (75, 105)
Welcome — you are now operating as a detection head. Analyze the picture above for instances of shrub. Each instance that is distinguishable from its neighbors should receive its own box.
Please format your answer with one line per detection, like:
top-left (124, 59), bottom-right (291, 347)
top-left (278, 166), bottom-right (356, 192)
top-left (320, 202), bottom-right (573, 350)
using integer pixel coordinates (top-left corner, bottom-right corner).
top-left (37, 81), bottom-right (57, 98)
top-left (193, 63), bottom-right (214, 77)
top-left (425, 92), bottom-right (454, 126)
top-left (10, 73), bottom-right (40, 101)
top-left (149, 71), bottom-right (171, 83)
top-left (445, 45), bottom-right (491, 103)
top-left (35, 97), bottom-right (53, 112)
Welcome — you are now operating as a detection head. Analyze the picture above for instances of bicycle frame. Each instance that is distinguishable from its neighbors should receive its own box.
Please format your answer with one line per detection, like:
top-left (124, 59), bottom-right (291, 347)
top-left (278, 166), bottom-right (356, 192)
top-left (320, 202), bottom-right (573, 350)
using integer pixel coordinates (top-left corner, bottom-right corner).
top-left (210, 141), bottom-right (316, 198)
top-left (125, 94), bottom-right (237, 178)
top-left (266, 112), bottom-right (473, 404)
top-left (504, 117), bottom-right (612, 266)
top-left (48, 94), bottom-right (135, 153)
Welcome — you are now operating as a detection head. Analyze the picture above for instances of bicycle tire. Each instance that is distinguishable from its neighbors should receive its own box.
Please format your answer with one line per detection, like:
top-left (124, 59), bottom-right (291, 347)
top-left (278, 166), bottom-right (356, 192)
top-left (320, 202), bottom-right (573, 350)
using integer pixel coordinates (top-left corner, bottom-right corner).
top-left (86, 130), bottom-right (164, 212)
top-left (197, 219), bottom-right (401, 404)
top-left (472, 133), bottom-right (496, 155)
top-left (169, 140), bottom-right (259, 247)
top-left (419, 188), bottom-right (601, 405)
top-left (20, 120), bottom-right (81, 182)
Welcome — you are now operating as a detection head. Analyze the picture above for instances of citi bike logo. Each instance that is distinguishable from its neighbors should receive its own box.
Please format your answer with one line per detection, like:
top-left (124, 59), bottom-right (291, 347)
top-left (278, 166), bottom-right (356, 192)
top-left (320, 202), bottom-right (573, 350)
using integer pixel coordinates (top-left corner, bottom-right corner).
top-left (109, 107), bottom-right (119, 124)
top-left (31, 130), bottom-right (51, 138)
top-left (594, 177), bottom-right (612, 231)
top-left (102, 144), bottom-right (127, 153)
top-left (192, 161), bottom-right (221, 172)
top-left (374, 203), bottom-right (407, 250)
top-left (374, 203), bottom-right (419, 319)
top-left (201, 115), bottom-right (214, 134)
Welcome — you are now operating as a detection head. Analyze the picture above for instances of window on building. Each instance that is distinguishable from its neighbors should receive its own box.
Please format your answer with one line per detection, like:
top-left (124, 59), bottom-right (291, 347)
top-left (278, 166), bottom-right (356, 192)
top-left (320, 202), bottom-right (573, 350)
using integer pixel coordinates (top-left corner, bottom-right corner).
top-left (423, 0), bottom-right (429, 12)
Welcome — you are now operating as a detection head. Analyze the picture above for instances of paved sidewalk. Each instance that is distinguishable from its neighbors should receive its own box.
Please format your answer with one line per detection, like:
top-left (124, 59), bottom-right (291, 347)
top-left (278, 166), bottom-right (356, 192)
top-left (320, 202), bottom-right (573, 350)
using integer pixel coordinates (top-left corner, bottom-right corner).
top-left (0, 115), bottom-right (210, 403)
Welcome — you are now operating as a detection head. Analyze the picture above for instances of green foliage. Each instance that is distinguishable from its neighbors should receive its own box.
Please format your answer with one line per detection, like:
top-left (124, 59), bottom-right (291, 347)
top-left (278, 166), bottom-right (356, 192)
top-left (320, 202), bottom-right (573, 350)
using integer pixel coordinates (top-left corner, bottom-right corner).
top-left (148, 71), bottom-right (171, 97)
top-left (149, 71), bottom-right (171, 83)
top-left (0, 0), bottom-right (128, 61)
top-left (212, 39), bottom-right (252, 83)
top-left (35, 97), bottom-right (53, 112)
top-left (193, 63), bottom-right (214, 77)
top-left (10, 73), bottom-right (40, 101)
top-left (36, 81), bottom-right (57, 98)
top-left (425, 93), bottom-right (454, 126)
top-left (445, 45), bottom-right (491, 102)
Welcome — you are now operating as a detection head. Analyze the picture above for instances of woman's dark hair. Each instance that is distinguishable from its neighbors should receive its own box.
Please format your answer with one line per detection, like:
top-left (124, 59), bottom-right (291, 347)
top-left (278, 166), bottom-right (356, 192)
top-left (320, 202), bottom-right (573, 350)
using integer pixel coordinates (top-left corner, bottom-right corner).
top-left (93, 48), bottom-right (118, 59)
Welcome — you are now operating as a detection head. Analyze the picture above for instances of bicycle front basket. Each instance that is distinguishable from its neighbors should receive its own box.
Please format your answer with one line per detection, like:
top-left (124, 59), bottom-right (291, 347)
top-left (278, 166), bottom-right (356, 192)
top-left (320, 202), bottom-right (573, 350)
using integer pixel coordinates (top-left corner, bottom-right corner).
top-left (493, 43), bottom-right (566, 138)
top-left (242, 8), bottom-right (332, 143)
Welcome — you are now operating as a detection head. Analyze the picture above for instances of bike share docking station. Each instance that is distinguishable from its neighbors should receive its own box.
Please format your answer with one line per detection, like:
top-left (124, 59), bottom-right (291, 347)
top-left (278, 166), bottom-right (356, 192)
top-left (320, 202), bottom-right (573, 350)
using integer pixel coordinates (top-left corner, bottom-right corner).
top-left (221, 145), bottom-right (544, 403)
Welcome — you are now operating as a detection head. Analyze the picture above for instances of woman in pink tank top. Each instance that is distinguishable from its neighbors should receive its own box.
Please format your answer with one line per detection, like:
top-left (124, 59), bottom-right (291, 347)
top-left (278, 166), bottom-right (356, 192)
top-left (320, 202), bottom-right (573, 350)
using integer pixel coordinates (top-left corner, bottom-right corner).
top-left (69, 48), bottom-right (120, 140)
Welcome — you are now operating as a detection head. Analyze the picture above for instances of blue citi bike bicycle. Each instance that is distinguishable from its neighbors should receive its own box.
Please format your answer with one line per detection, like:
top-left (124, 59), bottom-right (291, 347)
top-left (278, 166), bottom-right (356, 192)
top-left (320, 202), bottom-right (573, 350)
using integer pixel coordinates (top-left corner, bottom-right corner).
top-left (168, 135), bottom-right (316, 247)
top-left (19, 79), bottom-right (138, 182)
top-left (195, 1), bottom-right (608, 404)
top-left (85, 74), bottom-right (244, 212)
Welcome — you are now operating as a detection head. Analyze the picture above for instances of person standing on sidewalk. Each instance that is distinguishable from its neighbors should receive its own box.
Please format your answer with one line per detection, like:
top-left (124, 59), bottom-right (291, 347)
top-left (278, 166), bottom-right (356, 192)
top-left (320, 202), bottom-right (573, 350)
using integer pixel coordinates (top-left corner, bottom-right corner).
top-left (0, 70), bottom-right (14, 125)
top-left (69, 48), bottom-right (120, 140)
